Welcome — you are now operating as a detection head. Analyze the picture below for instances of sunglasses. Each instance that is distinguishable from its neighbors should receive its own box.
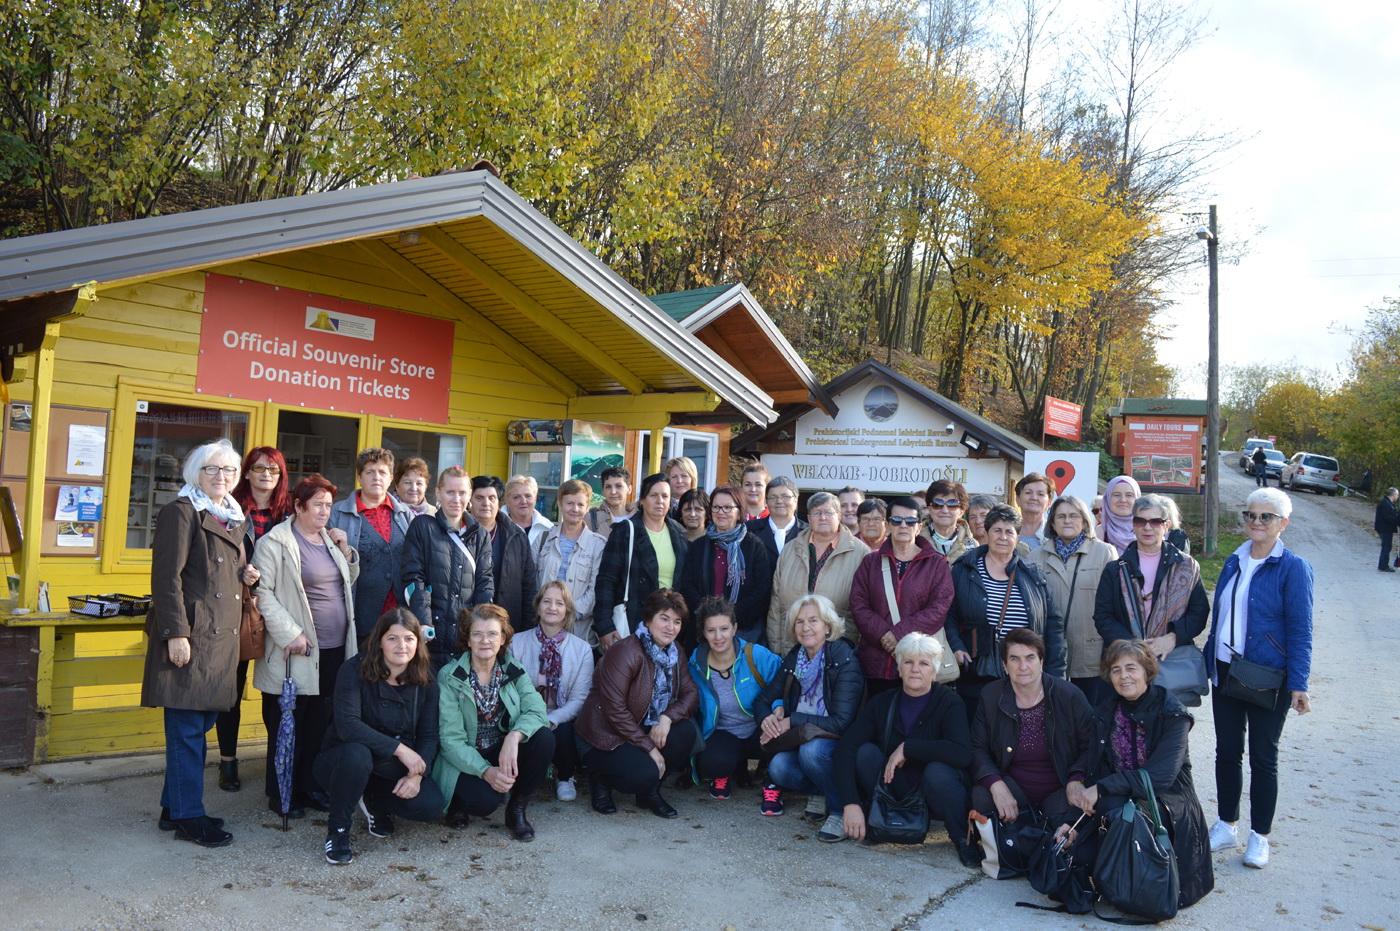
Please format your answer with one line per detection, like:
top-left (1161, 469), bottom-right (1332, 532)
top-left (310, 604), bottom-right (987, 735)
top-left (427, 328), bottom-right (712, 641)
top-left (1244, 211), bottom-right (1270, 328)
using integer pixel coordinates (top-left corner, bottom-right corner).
top-left (1131, 516), bottom-right (1168, 528)
top-left (927, 499), bottom-right (962, 509)
top-left (1241, 510), bottom-right (1281, 524)
top-left (249, 464), bottom-right (281, 475)
top-left (887, 516), bottom-right (921, 527)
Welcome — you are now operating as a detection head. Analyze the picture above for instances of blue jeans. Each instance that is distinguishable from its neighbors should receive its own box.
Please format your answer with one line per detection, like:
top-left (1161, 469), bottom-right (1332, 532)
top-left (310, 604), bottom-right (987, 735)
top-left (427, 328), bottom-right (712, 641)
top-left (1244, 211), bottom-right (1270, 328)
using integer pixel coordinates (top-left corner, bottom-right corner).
top-left (767, 738), bottom-right (839, 812)
top-left (160, 708), bottom-right (218, 820)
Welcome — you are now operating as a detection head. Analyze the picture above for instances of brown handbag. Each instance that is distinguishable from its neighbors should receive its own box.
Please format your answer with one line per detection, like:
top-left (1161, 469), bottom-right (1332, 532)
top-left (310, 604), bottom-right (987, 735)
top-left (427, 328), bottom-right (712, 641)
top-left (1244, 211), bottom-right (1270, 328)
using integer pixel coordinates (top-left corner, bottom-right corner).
top-left (238, 584), bottom-right (264, 662)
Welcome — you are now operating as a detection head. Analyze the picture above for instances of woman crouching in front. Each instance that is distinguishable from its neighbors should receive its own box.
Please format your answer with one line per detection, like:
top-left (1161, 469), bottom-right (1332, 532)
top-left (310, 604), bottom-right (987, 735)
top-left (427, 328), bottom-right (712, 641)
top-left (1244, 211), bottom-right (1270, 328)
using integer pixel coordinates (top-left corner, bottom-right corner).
top-left (834, 632), bottom-right (979, 866)
top-left (432, 604), bottom-right (555, 841)
top-left (576, 589), bottom-right (701, 818)
top-left (314, 608), bottom-right (445, 865)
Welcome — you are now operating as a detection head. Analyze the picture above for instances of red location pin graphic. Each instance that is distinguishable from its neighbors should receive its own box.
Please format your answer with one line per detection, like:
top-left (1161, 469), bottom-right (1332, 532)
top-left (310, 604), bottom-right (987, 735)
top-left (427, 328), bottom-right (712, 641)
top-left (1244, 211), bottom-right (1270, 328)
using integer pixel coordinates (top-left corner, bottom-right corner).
top-left (1046, 460), bottom-right (1075, 494)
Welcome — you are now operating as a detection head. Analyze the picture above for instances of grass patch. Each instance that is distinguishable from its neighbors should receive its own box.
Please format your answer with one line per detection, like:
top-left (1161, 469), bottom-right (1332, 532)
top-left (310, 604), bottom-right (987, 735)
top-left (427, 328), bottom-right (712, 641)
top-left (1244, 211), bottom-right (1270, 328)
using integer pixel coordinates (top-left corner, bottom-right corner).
top-left (1193, 530), bottom-right (1248, 590)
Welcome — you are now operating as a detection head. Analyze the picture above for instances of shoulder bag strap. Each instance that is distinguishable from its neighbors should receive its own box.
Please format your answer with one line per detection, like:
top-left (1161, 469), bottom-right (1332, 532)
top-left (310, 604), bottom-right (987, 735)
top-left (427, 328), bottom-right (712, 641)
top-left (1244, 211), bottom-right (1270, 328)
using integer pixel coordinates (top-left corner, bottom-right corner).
top-left (1062, 556), bottom-right (1083, 622)
top-left (744, 642), bottom-right (767, 689)
top-left (807, 542), bottom-right (819, 593)
top-left (621, 519), bottom-right (634, 603)
top-left (881, 688), bottom-right (899, 751)
top-left (881, 556), bottom-right (903, 626)
top-left (1119, 562), bottom-right (1147, 640)
top-left (994, 568), bottom-right (1015, 640)
top-left (445, 527), bottom-right (477, 577)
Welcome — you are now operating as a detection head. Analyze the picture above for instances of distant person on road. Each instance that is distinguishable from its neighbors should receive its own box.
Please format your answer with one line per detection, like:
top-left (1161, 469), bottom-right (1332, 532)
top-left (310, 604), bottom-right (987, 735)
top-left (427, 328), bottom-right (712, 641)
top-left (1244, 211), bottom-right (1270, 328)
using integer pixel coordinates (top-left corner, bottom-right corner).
top-left (1203, 487), bottom-right (1313, 869)
top-left (1375, 487), bottom-right (1399, 572)
top-left (1251, 445), bottom-right (1268, 488)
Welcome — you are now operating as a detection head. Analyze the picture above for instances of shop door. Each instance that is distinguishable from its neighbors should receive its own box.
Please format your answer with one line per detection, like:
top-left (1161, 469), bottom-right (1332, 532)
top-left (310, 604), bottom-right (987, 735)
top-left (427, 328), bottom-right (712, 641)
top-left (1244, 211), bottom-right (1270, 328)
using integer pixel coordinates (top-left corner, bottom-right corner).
top-left (276, 411), bottom-right (360, 498)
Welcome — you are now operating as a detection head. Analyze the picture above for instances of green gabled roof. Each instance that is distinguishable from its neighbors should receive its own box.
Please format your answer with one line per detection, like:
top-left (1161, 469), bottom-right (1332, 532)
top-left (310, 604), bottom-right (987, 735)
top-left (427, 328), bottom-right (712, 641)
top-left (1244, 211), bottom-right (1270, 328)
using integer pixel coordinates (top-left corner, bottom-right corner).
top-left (1109, 398), bottom-right (1208, 418)
top-left (648, 284), bottom-right (738, 322)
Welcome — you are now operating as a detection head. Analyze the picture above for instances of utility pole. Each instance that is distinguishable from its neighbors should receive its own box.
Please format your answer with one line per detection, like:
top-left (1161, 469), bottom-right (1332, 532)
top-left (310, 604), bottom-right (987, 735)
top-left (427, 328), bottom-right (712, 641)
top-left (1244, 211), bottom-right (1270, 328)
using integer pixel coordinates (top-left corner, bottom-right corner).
top-left (1203, 205), bottom-right (1220, 556)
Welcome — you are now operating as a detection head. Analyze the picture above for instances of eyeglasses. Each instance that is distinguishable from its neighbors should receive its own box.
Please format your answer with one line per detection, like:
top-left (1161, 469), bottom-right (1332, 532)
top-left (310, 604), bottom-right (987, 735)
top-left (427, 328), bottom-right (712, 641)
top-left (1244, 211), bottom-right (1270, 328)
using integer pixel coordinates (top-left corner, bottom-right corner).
top-left (710, 504), bottom-right (738, 513)
top-left (768, 493), bottom-right (796, 504)
top-left (249, 465), bottom-right (281, 475)
top-left (200, 465), bottom-right (239, 477)
top-left (808, 508), bottom-right (838, 519)
top-left (927, 499), bottom-right (961, 509)
top-left (1241, 510), bottom-right (1281, 524)
top-left (887, 516), bottom-right (920, 527)
top-left (1131, 516), bottom-right (1167, 528)
top-left (1091, 507), bottom-right (1101, 515)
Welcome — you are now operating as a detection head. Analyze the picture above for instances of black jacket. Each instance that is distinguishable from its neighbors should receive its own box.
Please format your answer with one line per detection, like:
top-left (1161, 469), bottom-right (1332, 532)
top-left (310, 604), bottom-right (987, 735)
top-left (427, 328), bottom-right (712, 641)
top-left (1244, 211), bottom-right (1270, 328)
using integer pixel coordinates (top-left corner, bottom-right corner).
top-left (400, 511), bottom-right (493, 664)
top-left (753, 637), bottom-right (864, 736)
top-left (1088, 684), bottom-right (1213, 909)
top-left (593, 514), bottom-right (690, 637)
top-left (323, 654), bottom-right (440, 774)
top-left (1093, 541), bottom-right (1209, 648)
top-left (945, 546), bottom-right (1066, 677)
top-left (745, 516), bottom-right (807, 579)
top-left (971, 674), bottom-right (1096, 792)
top-left (834, 684), bottom-right (970, 807)
top-left (677, 532), bottom-right (772, 651)
top-left (490, 517), bottom-right (538, 632)
top-left (1377, 497), bottom-right (1400, 535)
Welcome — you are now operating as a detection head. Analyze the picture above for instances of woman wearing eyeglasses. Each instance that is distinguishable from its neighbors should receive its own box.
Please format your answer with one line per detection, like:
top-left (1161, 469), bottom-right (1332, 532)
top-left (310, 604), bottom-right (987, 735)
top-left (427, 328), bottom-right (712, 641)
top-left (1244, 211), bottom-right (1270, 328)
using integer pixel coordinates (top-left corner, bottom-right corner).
top-left (921, 480), bottom-right (977, 564)
top-left (1201, 487), bottom-right (1312, 870)
top-left (1093, 493), bottom-right (1209, 669)
top-left (679, 486), bottom-right (771, 651)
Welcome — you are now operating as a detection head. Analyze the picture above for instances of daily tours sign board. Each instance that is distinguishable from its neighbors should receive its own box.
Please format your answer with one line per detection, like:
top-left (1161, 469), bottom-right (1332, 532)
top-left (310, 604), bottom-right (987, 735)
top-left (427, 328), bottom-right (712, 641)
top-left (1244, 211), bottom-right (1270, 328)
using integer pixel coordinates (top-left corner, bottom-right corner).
top-left (196, 274), bottom-right (454, 421)
top-left (1123, 417), bottom-right (1203, 493)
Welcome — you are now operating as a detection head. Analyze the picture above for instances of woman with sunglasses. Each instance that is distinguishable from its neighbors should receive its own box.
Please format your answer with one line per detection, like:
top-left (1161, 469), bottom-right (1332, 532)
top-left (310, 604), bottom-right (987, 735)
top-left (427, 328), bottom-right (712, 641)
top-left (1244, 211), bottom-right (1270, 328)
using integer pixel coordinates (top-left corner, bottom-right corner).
top-left (1093, 493), bottom-right (1209, 667)
top-left (921, 480), bottom-right (976, 564)
top-left (1201, 487), bottom-right (1312, 869)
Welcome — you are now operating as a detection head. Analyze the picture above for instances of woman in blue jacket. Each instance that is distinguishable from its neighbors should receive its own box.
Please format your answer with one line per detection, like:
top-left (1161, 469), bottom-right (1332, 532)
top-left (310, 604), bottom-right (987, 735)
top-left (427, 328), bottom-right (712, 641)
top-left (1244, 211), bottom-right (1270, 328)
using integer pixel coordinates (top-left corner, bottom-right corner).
top-left (688, 596), bottom-right (781, 799)
top-left (1203, 487), bottom-right (1313, 870)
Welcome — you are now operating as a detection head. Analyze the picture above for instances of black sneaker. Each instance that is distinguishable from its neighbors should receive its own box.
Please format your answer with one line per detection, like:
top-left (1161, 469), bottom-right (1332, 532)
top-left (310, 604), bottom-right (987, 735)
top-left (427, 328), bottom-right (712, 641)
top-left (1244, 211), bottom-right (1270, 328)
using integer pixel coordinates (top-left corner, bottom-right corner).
top-left (358, 797), bottom-right (394, 838)
top-left (324, 827), bottom-right (353, 865)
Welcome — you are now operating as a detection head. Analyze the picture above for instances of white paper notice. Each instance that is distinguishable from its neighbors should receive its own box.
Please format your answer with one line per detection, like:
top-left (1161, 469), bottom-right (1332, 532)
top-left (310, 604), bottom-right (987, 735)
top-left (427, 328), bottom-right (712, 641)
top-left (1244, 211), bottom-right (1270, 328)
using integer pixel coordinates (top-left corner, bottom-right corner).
top-left (67, 424), bottom-right (106, 476)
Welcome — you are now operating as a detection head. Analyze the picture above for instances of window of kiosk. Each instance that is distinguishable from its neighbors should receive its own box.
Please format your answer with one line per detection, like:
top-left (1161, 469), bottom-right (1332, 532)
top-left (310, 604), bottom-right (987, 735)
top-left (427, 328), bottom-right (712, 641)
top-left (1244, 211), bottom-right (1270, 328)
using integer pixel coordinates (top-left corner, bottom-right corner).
top-left (276, 411), bottom-right (360, 499)
top-left (636, 429), bottom-right (719, 490)
top-left (381, 426), bottom-right (468, 501)
top-left (127, 403), bottom-right (249, 549)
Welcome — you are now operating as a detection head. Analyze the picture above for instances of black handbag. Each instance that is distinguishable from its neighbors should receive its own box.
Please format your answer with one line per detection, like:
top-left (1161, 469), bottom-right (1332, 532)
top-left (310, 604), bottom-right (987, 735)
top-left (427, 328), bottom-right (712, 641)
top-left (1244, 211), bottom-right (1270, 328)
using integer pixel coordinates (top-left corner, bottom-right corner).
top-left (1093, 770), bottom-right (1179, 923)
top-left (972, 567), bottom-right (1015, 679)
top-left (1222, 654), bottom-right (1284, 709)
top-left (969, 809), bottom-right (1046, 880)
top-left (1022, 812), bottom-right (1095, 915)
top-left (865, 697), bottom-right (929, 845)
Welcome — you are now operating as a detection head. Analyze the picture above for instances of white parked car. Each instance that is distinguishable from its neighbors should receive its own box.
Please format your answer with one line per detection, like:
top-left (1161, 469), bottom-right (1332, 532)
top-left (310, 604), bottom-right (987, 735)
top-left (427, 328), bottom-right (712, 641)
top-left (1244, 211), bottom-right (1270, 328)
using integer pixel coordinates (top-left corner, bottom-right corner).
top-left (1281, 452), bottom-right (1342, 495)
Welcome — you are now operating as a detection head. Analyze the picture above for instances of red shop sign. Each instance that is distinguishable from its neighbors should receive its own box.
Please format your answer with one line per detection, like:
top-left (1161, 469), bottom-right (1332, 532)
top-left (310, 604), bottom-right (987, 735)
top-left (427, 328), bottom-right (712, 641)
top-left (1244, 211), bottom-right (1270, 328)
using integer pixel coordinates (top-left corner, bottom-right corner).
top-left (197, 274), bottom-right (454, 422)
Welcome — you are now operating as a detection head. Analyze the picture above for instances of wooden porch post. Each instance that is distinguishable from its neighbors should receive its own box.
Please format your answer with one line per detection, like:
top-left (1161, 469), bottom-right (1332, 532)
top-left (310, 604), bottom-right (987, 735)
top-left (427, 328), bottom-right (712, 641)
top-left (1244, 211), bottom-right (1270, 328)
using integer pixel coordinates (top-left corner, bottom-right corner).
top-left (19, 322), bottom-right (61, 610)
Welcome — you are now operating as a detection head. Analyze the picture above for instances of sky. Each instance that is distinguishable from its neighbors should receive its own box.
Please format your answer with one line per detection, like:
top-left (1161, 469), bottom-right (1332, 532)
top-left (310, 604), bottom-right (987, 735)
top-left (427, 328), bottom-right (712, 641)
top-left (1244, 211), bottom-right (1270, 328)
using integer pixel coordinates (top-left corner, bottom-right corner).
top-left (1144, 1), bottom-right (1400, 393)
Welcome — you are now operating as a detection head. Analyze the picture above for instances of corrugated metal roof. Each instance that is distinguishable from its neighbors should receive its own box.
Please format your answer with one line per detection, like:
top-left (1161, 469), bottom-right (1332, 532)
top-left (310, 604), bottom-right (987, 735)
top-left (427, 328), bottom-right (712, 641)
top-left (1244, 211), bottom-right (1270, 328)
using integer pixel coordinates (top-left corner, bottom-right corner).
top-left (1110, 398), bottom-right (1208, 417)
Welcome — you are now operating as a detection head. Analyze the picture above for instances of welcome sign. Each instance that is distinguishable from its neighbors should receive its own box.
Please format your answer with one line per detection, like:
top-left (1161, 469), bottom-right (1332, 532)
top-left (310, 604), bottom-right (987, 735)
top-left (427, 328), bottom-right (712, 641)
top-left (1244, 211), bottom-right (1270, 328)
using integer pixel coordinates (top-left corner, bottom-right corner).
top-left (196, 274), bottom-right (454, 421)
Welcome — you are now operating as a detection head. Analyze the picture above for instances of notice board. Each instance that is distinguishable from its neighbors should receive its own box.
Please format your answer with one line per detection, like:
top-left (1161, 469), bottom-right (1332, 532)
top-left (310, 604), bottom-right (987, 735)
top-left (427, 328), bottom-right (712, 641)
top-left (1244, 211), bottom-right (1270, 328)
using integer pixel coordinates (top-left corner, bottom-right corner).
top-left (0, 404), bottom-right (108, 555)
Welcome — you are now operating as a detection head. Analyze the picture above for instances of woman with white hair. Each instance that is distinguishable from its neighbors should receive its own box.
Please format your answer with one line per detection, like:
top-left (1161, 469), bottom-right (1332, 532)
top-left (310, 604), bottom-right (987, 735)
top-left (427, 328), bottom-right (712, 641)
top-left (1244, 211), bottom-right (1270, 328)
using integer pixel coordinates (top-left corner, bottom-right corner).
top-left (140, 439), bottom-right (260, 847)
top-left (1202, 486), bottom-right (1313, 869)
top-left (752, 593), bottom-right (865, 840)
top-left (834, 632), bottom-right (979, 865)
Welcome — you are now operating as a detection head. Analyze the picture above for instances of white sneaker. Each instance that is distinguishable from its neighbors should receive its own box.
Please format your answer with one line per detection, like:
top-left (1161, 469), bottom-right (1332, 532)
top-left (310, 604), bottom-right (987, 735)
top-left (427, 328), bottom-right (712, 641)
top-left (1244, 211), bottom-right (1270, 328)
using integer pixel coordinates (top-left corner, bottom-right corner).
top-left (1208, 819), bottom-right (1238, 852)
top-left (555, 777), bottom-right (577, 802)
top-left (1243, 831), bottom-right (1270, 868)
top-left (817, 813), bottom-right (846, 843)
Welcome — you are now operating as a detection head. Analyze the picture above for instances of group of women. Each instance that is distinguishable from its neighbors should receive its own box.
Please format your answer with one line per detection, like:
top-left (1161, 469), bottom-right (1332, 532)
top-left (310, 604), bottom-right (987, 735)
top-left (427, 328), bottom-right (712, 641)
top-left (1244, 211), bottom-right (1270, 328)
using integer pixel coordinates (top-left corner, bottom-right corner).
top-left (141, 443), bottom-right (1313, 911)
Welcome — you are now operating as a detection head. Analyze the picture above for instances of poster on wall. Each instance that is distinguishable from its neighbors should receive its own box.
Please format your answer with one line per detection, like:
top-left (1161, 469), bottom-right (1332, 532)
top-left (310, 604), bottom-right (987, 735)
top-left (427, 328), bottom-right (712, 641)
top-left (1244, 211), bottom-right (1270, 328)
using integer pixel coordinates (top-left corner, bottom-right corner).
top-left (197, 274), bottom-right (455, 421)
top-left (54, 485), bottom-right (103, 522)
top-left (1023, 451), bottom-right (1100, 506)
top-left (1123, 418), bottom-right (1202, 492)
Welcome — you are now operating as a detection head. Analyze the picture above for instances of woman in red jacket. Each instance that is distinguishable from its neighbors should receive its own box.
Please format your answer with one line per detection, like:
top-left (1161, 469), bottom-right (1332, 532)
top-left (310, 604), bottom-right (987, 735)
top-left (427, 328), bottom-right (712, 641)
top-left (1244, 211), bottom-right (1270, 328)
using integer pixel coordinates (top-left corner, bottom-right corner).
top-left (849, 496), bottom-right (955, 694)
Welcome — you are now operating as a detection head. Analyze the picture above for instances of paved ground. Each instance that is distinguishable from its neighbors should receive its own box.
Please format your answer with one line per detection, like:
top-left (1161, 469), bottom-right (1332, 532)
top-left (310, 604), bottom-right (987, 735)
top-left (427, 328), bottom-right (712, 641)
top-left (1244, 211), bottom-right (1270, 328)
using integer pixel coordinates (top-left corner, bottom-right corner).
top-left (2, 457), bottom-right (1396, 929)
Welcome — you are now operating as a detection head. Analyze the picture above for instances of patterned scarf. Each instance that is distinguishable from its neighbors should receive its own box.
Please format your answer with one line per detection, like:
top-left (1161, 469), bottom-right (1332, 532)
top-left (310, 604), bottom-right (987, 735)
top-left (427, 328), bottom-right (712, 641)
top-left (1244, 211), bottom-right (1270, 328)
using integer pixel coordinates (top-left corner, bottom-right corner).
top-left (795, 643), bottom-right (827, 715)
top-left (706, 522), bottom-right (748, 602)
top-left (1100, 475), bottom-right (1141, 551)
top-left (928, 528), bottom-right (957, 556)
top-left (179, 483), bottom-right (245, 526)
top-left (636, 624), bottom-right (678, 726)
top-left (535, 626), bottom-right (566, 711)
top-left (1053, 532), bottom-right (1086, 563)
top-left (1111, 702), bottom-right (1150, 769)
top-left (1117, 546), bottom-right (1201, 640)
top-left (469, 663), bottom-right (506, 751)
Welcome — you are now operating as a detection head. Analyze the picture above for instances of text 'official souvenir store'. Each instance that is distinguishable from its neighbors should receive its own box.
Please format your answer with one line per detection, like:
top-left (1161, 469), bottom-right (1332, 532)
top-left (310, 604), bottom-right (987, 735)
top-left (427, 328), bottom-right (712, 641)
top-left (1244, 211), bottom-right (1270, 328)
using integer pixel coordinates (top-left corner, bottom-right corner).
top-left (0, 170), bottom-right (784, 766)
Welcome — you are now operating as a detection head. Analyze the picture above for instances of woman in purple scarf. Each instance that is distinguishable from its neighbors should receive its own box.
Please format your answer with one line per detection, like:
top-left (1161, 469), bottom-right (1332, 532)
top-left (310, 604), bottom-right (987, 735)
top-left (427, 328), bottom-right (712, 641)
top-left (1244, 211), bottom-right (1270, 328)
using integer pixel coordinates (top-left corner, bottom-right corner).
top-left (1099, 476), bottom-right (1141, 552)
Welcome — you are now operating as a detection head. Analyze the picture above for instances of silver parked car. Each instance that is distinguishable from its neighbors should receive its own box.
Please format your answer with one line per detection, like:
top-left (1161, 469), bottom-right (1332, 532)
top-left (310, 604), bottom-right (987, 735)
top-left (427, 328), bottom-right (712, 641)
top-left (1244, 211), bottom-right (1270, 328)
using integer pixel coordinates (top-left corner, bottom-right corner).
top-left (1282, 452), bottom-right (1342, 495)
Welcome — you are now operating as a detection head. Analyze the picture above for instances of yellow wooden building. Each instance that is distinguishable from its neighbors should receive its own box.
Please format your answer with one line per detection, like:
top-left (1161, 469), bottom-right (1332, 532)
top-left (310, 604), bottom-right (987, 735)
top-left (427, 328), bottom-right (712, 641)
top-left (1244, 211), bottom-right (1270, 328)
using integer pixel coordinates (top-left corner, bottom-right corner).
top-left (0, 170), bottom-right (777, 765)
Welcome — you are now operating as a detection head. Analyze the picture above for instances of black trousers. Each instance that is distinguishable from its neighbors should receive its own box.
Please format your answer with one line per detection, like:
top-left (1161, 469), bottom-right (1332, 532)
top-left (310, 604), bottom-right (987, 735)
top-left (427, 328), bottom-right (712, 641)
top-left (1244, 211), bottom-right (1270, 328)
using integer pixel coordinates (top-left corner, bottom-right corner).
top-left (955, 673), bottom-right (995, 728)
top-left (552, 720), bottom-right (581, 780)
top-left (313, 742), bottom-right (447, 832)
top-left (1213, 661), bottom-right (1292, 834)
top-left (449, 728), bottom-right (556, 816)
top-left (854, 742), bottom-right (969, 843)
top-left (1070, 676), bottom-right (1108, 707)
top-left (215, 660), bottom-right (250, 758)
top-left (971, 773), bottom-right (1077, 829)
top-left (583, 719), bottom-right (701, 794)
top-left (694, 729), bottom-right (761, 782)
top-left (1380, 530), bottom-right (1394, 570)
top-left (262, 645), bottom-right (344, 802)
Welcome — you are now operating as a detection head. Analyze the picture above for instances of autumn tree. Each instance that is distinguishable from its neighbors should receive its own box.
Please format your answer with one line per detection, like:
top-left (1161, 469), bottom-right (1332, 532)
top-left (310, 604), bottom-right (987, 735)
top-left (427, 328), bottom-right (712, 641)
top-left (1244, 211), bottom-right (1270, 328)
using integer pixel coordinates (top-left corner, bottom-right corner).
top-left (1326, 298), bottom-right (1400, 488)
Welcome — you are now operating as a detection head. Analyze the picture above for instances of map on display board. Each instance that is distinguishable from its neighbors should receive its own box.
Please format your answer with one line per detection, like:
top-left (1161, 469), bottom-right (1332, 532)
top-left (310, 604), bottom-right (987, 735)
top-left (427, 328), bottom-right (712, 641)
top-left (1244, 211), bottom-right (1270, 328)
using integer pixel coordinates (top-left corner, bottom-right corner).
top-left (1123, 418), bottom-right (1203, 492)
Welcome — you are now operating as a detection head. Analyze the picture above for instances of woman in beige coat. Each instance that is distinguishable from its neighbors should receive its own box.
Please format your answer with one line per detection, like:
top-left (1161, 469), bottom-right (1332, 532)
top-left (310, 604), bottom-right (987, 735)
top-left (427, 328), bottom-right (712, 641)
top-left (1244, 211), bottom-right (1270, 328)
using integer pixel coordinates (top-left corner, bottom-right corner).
top-left (766, 493), bottom-right (870, 654)
top-left (253, 474), bottom-right (359, 818)
top-left (1029, 495), bottom-right (1117, 702)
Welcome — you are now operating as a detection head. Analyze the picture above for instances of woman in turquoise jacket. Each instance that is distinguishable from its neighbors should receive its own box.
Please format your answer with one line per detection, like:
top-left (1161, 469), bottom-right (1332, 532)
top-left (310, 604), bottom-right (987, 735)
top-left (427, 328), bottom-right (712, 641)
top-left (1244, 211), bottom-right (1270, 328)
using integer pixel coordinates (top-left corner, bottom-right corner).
top-left (688, 596), bottom-right (782, 800)
top-left (433, 604), bottom-right (554, 842)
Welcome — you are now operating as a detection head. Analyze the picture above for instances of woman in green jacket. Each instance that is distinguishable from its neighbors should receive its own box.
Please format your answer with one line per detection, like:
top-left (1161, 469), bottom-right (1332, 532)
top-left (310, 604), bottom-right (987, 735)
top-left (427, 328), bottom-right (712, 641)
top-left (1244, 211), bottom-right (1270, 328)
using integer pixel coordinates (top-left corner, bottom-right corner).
top-left (433, 603), bottom-right (555, 842)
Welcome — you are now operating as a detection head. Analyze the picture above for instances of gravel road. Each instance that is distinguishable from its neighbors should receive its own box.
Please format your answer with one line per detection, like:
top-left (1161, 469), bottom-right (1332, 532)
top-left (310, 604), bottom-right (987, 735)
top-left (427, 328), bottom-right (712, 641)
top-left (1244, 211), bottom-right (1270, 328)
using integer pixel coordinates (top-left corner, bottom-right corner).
top-left (1, 457), bottom-right (1395, 930)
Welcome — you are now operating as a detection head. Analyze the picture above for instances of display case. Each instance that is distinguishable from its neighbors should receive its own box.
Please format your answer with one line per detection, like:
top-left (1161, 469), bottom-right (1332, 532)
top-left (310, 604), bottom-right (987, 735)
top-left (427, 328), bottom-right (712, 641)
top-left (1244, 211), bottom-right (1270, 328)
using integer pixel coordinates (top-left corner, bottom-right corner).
top-left (506, 419), bottom-right (626, 518)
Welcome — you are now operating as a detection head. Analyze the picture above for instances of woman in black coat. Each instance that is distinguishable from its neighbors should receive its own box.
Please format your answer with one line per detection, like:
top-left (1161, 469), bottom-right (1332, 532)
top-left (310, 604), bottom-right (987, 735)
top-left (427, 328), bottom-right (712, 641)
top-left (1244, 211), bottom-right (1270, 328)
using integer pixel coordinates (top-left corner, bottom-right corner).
top-left (594, 473), bottom-right (689, 647)
top-left (678, 485), bottom-right (771, 651)
top-left (313, 608), bottom-right (445, 865)
top-left (1075, 639), bottom-right (1213, 909)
